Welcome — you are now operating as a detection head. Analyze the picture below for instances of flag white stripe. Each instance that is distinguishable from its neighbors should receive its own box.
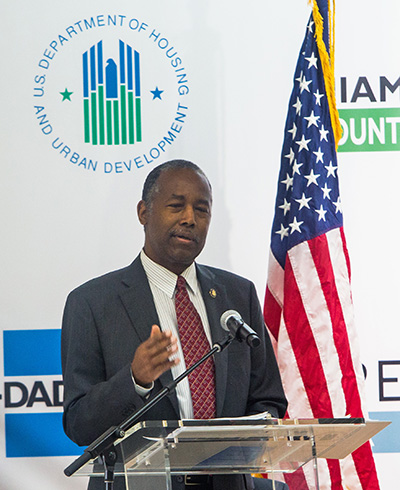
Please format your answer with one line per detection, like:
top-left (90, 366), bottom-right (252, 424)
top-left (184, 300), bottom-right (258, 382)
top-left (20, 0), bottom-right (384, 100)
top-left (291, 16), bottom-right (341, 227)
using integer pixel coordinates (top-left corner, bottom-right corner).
top-left (304, 459), bottom-right (332, 490)
top-left (341, 455), bottom-right (363, 490)
top-left (267, 249), bottom-right (284, 306)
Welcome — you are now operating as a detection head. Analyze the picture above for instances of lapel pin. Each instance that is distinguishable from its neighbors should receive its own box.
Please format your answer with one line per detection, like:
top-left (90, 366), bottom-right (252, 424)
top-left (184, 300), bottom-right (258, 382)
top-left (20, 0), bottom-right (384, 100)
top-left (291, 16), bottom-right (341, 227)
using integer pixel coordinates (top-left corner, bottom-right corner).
top-left (209, 288), bottom-right (217, 298)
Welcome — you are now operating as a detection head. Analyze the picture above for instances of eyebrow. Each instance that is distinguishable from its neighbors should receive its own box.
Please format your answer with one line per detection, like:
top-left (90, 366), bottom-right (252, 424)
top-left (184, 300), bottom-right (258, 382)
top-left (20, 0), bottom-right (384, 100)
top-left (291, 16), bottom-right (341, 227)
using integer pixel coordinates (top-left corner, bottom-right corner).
top-left (168, 194), bottom-right (212, 206)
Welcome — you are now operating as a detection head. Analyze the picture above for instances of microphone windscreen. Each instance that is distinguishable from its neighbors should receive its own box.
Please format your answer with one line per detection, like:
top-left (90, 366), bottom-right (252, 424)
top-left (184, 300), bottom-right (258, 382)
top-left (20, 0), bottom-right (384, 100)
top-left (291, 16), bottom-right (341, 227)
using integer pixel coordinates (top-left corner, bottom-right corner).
top-left (220, 310), bottom-right (241, 331)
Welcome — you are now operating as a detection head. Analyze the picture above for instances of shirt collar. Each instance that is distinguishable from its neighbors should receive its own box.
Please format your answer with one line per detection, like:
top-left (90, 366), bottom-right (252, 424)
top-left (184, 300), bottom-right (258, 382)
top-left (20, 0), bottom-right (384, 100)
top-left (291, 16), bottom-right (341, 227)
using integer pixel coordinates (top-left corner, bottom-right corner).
top-left (140, 249), bottom-right (199, 298)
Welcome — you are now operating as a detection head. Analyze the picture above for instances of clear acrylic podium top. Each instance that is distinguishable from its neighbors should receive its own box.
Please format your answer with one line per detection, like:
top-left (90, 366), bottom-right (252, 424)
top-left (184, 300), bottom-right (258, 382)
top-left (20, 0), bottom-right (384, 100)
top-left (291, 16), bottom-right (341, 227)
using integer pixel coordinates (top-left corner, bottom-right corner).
top-left (72, 417), bottom-right (388, 479)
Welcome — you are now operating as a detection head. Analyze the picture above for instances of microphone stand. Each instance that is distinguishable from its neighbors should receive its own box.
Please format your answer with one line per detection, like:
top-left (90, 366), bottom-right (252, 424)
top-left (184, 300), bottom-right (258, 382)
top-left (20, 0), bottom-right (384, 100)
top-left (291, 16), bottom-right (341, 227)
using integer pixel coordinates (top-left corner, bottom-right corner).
top-left (64, 334), bottom-right (234, 489)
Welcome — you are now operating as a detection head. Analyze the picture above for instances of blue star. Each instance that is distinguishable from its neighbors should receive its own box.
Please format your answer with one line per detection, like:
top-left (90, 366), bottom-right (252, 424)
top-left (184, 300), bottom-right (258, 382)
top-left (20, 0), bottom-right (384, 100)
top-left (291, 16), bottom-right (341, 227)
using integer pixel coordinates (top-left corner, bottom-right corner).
top-left (151, 87), bottom-right (164, 100)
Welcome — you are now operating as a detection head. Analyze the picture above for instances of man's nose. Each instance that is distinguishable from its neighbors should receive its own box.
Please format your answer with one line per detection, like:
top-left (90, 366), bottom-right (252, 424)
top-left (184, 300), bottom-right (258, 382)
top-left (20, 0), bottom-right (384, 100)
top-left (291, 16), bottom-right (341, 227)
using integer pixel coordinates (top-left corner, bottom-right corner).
top-left (180, 205), bottom-right (196, 225)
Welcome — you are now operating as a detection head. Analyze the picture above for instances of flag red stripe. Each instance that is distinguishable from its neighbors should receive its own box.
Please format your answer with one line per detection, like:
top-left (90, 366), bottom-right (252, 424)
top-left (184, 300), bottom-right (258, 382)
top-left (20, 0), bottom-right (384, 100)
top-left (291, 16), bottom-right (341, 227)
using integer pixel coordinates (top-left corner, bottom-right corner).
top-left (327, 459), bottom-right (344, 490)
top-left (351, 443), bottom-right (380, 489)
top-left (264, 286), bottom-right (281, 341)
top-left (284, 470), bottom-right (310, 490)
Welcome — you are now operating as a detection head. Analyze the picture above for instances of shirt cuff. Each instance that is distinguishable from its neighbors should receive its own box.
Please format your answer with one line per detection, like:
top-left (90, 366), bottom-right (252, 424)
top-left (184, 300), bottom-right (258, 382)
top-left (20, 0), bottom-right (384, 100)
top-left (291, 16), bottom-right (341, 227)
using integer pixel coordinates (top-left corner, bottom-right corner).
top-left (131, 371), bottom-right (154, 398)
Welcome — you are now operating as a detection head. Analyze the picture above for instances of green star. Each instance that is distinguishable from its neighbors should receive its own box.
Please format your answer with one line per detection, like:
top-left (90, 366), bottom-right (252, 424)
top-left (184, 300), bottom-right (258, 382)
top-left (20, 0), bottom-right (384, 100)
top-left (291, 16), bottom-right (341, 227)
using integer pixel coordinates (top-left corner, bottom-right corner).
top-left (60, 88), bottom-right (73, 101)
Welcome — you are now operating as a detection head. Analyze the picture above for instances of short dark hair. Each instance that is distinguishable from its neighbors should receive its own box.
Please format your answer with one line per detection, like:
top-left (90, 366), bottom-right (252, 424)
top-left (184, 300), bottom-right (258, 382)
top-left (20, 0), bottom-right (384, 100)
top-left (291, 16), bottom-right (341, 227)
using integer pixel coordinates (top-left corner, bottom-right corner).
top-left (141, 159), bottom-right (211, 206)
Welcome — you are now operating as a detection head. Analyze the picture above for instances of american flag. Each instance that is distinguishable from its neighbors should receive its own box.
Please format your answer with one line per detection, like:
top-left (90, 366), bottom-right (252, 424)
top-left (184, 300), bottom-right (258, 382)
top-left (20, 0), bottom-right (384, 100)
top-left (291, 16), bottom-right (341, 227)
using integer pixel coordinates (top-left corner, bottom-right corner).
top-left (264, 1), bottom-right (380, 489)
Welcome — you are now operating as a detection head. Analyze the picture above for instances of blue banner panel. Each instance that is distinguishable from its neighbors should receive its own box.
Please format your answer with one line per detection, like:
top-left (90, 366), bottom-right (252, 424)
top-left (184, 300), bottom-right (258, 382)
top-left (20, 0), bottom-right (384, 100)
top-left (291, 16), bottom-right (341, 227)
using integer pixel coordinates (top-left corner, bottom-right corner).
top-left (3, 329), bottom-right (62, 376)
top-left (5, 412), bottom-right (83, 457)
top-left (369, 411), bottom-right (400, 453)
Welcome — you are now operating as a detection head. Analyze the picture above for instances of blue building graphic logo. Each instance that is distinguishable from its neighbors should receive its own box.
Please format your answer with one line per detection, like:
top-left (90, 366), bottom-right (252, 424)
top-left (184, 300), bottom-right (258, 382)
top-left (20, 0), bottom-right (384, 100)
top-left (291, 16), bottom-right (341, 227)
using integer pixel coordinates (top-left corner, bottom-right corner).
top-left (2, 330), bottom-right (81, 457)
top-left (83, 40), bottom-right (142, 146)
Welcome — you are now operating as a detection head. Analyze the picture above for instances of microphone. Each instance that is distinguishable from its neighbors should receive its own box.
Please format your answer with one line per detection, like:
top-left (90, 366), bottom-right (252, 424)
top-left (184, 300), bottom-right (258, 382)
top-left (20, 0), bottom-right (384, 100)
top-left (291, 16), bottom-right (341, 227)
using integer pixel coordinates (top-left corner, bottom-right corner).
top-left (220, 310), bottom-right (261, 348)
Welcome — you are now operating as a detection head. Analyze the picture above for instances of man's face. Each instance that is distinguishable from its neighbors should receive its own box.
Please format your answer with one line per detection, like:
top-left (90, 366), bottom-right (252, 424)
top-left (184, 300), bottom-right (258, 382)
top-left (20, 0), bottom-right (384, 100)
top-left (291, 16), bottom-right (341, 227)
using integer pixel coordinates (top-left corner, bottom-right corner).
top-left (137, 168), bottom-right (212, 275)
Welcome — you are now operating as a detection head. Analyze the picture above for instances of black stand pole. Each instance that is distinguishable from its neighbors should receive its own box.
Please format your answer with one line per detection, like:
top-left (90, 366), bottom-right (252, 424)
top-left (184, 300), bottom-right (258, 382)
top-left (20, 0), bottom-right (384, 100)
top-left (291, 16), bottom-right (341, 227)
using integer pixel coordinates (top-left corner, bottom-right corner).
top-left (64, 334), bottom-right (234, 489)
top-left (102, 448), bottom-right (117, 490)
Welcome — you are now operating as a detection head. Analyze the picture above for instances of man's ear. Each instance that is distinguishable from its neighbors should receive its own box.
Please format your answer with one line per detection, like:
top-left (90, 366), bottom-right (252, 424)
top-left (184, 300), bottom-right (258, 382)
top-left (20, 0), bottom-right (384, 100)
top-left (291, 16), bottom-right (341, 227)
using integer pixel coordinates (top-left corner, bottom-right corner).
top-left (137, 200), bottom-right (148, 225)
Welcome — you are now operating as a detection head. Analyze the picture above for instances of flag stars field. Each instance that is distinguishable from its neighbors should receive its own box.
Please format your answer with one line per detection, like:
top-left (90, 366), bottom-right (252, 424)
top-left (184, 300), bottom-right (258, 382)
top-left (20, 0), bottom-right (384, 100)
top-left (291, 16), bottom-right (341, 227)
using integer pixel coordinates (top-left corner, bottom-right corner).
top-left (321, 183), bottom-right (332, 199)
top-left (305, 110), bottom-right (320, 128)
top-left (292, 160), bottom-right (303, 175)
top-left (313, 146), bottom-right (324, 163)
top-left (314, 89), bottom-right (324, 105)
top-left (276, 223), bottom-right (289, 241)
top-left (315, 204), bottom-right (327, 221)
top-left (299, 75), bottom-right (312, 94)
top-left (325, 160), bottom-right (338, 177)
top-left (304, 169), bottom-right (320, 187)
top-left (305, 52), bottom-right (318, 69)
top-left (295, 193), bottom-right (312, 210)
top-left (289, 216), bottom-right (304, 234)
top-left (284, 147), bottom-right (295, 163)
top-left (281, 173), bottom-right (294, 190)
top-left (296, 134), bottom-right (311, 152)
top-left (288, 122), bottom-right (297, 139)
top-left (271, 15), bottom-right (344, 256)
top-left (319, 125), bottom-right (329, 141)
top-left (333, 196), bottom-right (342, 213)
top-left (279, 198), bottom-right (291, 216)
top-left (293, 97), bottom-right (302, 115)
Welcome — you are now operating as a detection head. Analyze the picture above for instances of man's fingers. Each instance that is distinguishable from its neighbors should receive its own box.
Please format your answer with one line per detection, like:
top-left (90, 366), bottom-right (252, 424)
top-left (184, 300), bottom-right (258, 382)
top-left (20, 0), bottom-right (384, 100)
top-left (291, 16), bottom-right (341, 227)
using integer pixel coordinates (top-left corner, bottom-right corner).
top-left (149, 324), bottom-right (162, 338)
top-left (131, 325), bottom-right (180, 386)
top-left (150, 342), bottom-right (179, 367)
top-left (146, 325), bottom-right (178, 352)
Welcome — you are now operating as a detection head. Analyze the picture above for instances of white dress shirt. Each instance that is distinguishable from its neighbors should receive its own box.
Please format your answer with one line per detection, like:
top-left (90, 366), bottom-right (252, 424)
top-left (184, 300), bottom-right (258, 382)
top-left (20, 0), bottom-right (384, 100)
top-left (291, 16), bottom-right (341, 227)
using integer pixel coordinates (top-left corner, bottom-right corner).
top-left (137, 250), bottom-right (213, 419)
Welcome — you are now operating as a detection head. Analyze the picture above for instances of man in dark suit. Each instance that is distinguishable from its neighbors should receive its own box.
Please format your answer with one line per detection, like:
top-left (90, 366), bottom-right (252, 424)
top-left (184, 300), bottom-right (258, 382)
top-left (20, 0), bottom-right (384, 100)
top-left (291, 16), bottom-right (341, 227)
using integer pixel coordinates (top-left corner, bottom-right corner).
top-left (62, 160), bottom-right (288, 490)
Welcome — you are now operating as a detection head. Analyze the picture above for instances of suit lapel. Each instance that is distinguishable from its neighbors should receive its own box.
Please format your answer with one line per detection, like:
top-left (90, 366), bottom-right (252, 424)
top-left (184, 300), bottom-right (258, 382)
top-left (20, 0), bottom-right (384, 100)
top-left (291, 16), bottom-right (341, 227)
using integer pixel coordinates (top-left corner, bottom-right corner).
top-left (118, 256), bottom-right (180, 417)
top-left (197, 265), bottom-right (229, 417)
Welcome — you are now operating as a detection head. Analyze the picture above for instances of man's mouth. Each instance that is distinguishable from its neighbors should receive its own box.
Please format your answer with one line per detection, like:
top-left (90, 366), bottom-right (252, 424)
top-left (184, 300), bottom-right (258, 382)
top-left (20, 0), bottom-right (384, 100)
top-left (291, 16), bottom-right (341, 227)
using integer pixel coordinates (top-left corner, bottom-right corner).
top-left (171, 231), bottom-right (198, 244)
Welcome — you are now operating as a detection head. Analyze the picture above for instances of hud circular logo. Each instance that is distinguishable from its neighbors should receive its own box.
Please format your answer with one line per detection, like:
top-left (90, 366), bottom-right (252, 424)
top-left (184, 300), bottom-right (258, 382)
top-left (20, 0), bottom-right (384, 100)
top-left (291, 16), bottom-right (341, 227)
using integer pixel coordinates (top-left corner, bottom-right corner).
top-left (33, 15), bottom-right (190, 174)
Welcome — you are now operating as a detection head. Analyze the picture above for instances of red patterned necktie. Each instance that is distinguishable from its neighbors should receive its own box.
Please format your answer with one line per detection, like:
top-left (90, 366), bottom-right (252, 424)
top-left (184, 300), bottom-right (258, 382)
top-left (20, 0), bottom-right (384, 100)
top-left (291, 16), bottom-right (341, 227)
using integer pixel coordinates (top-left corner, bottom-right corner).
top-left (175, 275), bottom-right (216, 419)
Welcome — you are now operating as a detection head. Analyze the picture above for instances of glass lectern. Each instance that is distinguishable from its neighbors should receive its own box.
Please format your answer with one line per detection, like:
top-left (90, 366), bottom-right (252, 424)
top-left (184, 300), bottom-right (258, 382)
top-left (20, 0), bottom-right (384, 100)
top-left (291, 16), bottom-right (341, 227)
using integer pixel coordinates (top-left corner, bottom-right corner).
top-left (71, 418), bottom-right (388, 490)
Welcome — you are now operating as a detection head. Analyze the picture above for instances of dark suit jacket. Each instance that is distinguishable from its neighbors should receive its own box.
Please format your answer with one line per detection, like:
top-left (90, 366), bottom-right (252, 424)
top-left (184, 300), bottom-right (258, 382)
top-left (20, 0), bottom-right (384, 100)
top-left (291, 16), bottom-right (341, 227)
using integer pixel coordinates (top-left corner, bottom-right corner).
top-left (61, 256), bottom-right (287, 489)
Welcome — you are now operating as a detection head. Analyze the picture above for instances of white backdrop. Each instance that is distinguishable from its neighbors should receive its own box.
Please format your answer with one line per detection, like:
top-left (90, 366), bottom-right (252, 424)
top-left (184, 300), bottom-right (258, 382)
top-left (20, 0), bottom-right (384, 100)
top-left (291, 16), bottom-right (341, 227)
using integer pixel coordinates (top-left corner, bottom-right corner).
top-left (1, 1), bottom-right (399, 489)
